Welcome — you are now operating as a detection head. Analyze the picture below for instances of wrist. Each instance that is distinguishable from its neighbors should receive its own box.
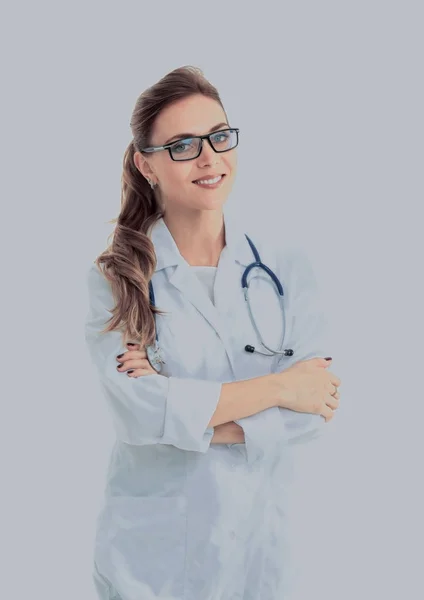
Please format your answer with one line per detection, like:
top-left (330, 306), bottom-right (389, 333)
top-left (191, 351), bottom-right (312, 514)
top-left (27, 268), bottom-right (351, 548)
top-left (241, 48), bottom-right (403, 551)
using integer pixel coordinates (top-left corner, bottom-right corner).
top-left (265, 373), bottom-right (286, 408)
top-left (270, 372), bottom-right (296, 410)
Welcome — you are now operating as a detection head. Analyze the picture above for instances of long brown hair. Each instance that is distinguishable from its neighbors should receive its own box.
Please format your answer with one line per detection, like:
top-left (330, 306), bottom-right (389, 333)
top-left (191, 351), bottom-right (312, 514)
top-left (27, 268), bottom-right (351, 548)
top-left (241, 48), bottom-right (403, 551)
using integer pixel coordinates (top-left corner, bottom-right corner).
top-left (95, 65), bottom-right (228, 348)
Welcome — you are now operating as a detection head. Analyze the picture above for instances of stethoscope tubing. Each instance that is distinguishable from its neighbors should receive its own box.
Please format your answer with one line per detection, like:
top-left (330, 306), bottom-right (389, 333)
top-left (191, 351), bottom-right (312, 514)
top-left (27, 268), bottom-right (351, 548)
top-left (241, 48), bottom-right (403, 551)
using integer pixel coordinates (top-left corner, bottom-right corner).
top-left (146, 234), bottom-right (294, 371)
top-left (242, 234), bottom-right (293, 357)
top-left (244, 285), bottom-right (288, 356)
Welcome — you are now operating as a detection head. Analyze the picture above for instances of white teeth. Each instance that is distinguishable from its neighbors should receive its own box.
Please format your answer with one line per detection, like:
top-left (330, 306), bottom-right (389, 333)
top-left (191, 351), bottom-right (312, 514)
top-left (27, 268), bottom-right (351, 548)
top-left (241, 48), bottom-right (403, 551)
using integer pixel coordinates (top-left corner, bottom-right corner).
top-left (194, 175), bottom-right (222, 185)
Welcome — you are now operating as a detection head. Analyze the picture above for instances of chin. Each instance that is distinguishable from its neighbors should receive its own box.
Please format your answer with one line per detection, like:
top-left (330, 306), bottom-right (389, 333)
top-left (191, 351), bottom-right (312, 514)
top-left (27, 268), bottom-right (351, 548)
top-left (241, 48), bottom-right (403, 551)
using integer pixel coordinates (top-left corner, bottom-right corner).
top-left (200, 194), bottom-right (228, 207)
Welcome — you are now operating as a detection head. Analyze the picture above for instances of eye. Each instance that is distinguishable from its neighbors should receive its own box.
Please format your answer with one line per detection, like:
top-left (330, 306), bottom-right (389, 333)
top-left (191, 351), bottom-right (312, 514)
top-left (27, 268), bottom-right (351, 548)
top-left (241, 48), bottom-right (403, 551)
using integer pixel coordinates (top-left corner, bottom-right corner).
top-left (211, 131), bottom-right (230, 143)
top-left (171, 138), bottom-right (195, 153)
top-left (172, 143), bottom-right (188, 153)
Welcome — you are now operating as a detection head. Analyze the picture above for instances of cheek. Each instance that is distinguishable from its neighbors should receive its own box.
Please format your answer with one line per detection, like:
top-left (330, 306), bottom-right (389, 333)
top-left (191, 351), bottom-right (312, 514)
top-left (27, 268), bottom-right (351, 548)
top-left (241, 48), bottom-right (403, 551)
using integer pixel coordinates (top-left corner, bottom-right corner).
top-left (224, 153), bottom-right (237, 176)
top-left (223, 157), bottom-right (237, 188)
top-left (162, 165), bottom-right (192, 194)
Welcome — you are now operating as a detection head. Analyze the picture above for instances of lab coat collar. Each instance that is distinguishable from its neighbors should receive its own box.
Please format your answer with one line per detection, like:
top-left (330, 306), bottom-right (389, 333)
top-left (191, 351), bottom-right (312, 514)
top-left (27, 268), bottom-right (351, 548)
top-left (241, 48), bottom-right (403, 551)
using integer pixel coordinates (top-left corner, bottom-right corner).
top-left (150, 211), bottom-right (253, 272)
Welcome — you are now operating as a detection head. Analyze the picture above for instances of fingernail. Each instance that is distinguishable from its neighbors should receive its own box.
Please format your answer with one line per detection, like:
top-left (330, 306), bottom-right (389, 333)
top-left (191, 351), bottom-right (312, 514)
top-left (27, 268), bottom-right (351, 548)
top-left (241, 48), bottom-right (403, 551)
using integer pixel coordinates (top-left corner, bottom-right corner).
top-left (117, 363), bottom-right (123, 369)
top-left (127, 343), bottom-right (136, 347)
top-left (127, 369), bottom-right (134, 374)
top-left (325, 357), bottom-right (332, 361)
top-left (117, 353), bottom-right (123, 359)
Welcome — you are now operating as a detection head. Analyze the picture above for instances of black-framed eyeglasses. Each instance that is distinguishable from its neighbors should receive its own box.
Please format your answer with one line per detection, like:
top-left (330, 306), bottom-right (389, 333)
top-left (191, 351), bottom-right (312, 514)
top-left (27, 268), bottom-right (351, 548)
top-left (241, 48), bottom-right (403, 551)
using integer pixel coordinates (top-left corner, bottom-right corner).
top-left (139, 127), bottom-right (239, 162)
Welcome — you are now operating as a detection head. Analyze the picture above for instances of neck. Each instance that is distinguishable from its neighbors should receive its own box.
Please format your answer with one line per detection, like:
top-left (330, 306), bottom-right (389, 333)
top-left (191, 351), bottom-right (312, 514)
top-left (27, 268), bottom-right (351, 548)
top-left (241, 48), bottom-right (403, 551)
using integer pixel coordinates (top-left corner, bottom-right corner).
top-left (163, 210), bottom-right (226, 267)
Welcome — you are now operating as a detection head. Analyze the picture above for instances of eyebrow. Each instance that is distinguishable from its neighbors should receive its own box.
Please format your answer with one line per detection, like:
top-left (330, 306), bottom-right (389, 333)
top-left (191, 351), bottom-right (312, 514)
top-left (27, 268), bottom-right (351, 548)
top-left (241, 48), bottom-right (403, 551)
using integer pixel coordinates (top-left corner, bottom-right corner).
top-left (164, 122), bottom-right (229, 145)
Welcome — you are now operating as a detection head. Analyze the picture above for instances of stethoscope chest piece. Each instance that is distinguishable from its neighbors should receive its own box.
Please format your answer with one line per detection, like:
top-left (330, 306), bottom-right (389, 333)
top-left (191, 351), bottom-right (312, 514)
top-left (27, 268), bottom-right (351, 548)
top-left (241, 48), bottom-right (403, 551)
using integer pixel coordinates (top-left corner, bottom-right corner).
top-left (146, 341), bottom-right (166, 373)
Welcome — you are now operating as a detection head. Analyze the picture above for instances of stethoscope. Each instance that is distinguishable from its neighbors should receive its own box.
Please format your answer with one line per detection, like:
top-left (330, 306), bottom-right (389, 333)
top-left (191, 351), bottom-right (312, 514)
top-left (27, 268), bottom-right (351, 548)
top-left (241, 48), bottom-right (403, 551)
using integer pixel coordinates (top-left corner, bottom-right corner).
top-left (146, 235), bottom-right (294, 373)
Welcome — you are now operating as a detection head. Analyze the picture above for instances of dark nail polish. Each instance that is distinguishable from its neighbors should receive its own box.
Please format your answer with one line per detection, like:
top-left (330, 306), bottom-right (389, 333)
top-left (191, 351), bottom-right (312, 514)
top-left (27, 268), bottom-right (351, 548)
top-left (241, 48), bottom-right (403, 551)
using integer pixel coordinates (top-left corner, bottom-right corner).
top-left (117, 363), bottom-right (123, 369)
top-left (117, 354), bottom-right (123, 359)
top-left (325, 357), bottom-right (332, 361)
top-left (127, 370), bottom-right (134, 374)
top-left (127, 343), bottom-right (136, 347)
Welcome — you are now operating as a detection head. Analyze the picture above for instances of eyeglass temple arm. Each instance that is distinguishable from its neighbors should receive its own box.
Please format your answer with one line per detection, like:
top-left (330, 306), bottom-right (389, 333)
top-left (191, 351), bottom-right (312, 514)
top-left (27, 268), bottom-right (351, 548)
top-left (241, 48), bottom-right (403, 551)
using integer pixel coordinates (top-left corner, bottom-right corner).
top-left (140, 145), bottom-right (167, 153)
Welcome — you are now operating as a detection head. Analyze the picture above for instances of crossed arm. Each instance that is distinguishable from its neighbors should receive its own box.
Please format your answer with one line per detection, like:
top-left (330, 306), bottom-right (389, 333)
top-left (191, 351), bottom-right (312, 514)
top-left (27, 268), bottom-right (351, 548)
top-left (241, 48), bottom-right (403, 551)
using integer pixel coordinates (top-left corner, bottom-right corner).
top-left (116, 342), bottom-right (245, 444)
top-left (87, 246), bottom-right (333, 453)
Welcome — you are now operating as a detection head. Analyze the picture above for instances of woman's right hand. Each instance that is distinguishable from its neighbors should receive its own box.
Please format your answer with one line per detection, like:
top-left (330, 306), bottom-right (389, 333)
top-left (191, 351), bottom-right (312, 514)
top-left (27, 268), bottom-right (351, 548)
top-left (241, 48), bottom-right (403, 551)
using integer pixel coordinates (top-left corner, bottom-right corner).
top-left (211, 422), bottom-right (245, 445)
top-left (276, 358), bottom-right (341, 422)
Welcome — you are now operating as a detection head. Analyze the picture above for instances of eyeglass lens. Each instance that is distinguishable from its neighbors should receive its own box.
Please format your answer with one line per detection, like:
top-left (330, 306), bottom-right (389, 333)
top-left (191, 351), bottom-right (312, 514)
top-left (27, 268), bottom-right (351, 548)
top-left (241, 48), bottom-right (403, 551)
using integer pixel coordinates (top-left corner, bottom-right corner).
top-left (170, 129), bottom-right (237, 160)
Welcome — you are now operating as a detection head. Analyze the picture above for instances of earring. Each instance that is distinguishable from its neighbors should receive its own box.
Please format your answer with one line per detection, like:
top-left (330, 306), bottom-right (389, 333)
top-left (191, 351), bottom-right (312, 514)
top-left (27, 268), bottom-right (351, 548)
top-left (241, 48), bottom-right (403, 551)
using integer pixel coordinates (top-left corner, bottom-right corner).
top-left (146, 177), bottom-right (156, 189)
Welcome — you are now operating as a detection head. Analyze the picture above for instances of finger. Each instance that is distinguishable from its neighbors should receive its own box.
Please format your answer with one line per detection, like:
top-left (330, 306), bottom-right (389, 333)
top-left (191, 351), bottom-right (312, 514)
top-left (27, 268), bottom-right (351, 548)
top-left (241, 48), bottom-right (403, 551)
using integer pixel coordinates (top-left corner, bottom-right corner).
top-left (315, 357), bottom-right (332, 367)
top-left (118, 350), bottom-right (148, 360)
top-left (332, 388), bottom-right (340, 398)
top-left (127, 368), bottom-right (156, 377)
top-left (328, 371), bottom-right (342, 388)
top-left (325, 381), bottom-right (336, 395)
top-left (320, 401), bottom-right (335, 422)
top-left (116, 349), bottom-right (148, 362)
top-left (304, 357), bottom-right (329, 369)
top-left (329, 387), bottom-right (340, 400)
top-left (117, 358), bottom-right (152, 371)
top-left (326, 394), bottom-right (339, 410)
top-left (127, 343), bottom-right (141, 351)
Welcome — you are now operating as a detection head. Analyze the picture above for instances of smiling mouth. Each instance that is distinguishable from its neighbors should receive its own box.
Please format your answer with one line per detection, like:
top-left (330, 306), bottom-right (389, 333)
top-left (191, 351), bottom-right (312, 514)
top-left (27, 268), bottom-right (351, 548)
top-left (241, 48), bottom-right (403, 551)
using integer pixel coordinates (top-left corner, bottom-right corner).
top-left (192, 174), bottom-right (226, 184)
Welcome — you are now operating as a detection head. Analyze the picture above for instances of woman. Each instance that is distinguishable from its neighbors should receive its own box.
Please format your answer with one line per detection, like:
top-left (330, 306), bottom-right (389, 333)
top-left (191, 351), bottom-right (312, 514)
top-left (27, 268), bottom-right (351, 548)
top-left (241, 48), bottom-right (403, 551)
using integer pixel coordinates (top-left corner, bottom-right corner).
top-left (85, 65), bottom-right (341, 600)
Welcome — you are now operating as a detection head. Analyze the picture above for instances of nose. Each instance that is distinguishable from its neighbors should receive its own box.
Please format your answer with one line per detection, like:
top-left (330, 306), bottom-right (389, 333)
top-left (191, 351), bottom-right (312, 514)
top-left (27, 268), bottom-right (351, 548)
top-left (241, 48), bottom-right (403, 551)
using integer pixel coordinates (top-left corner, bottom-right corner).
top-left (198, 138), bottom-right (220, 166)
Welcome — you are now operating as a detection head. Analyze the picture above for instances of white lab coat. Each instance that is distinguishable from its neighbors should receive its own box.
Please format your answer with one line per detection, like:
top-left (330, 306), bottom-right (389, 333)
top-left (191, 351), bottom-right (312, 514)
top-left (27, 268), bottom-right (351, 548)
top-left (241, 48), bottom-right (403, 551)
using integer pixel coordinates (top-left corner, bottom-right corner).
top-left (84, 212), bottom-right (331, 600)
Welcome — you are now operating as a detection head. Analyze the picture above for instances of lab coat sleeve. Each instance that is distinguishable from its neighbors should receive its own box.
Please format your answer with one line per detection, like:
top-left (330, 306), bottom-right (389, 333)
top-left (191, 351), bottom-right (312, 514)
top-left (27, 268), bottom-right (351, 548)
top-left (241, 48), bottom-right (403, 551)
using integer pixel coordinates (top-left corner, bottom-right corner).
top-left (84, 263), bottom-right (222, 452)
top-left (235, 245), bottom-right (333, 456)
top-left (275, 245), bottom-right (333, 445)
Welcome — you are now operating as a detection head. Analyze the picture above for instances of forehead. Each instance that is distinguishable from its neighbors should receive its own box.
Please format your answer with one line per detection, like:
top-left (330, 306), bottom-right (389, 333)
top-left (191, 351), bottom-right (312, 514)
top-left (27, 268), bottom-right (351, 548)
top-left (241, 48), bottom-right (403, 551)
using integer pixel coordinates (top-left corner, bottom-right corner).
top-left (151, 94), bottom-right (226, 143)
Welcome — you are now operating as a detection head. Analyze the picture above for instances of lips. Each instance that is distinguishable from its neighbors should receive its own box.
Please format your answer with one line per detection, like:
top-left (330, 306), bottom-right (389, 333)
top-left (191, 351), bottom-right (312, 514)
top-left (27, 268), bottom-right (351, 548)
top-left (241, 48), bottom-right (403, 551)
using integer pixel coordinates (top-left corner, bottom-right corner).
top-left (192, 174), bottom-right (225, 183)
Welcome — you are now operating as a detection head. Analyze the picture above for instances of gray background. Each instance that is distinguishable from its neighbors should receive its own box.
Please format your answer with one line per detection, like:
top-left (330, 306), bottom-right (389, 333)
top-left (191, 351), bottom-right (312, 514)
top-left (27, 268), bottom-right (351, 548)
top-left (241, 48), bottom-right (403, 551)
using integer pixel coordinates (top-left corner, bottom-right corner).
top-left (2, 1), bottom-right (423, 598)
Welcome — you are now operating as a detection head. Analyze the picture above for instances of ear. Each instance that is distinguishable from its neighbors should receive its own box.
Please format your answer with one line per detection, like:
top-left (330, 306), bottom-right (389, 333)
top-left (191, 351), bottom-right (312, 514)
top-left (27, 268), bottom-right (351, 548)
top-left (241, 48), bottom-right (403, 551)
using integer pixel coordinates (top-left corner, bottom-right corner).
top-left (133, 151), bottom-right (155, 181)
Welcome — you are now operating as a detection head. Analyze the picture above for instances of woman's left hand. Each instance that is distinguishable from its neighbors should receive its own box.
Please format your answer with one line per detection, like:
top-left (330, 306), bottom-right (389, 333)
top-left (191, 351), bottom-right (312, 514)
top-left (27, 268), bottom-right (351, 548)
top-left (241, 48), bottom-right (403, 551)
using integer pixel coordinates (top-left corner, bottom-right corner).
top-left (116, 343), bottom-right (158, 377)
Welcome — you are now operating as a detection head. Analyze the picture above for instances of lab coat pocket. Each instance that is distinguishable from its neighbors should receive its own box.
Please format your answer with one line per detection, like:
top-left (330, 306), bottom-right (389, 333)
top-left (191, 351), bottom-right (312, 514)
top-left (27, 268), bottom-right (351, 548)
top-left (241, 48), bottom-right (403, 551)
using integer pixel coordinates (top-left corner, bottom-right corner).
top-left (95, 495), bottom-right (188, 599)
